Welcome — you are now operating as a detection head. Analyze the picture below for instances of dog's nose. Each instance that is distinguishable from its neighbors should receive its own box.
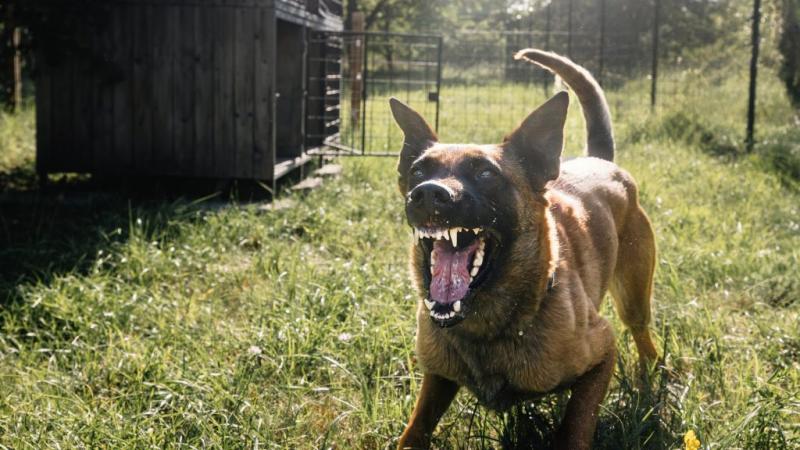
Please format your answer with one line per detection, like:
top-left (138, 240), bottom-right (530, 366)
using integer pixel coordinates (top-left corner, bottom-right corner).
top-left (408, 182), bottom-right (454, 210)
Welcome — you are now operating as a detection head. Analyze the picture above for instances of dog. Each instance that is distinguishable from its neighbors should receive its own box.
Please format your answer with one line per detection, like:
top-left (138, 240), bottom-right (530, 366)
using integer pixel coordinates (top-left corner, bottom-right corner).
top-left (390, 49), bottom-right (659, 450)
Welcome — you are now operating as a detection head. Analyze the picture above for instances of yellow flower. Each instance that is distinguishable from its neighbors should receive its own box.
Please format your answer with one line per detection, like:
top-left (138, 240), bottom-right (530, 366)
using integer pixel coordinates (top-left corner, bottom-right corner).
top-left (684, 430), bottom-right (701, 450)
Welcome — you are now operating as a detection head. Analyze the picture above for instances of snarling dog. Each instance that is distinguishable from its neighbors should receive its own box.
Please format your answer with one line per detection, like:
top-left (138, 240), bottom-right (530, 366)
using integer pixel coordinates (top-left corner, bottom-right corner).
top-left (391, 49), bottom-right (659, 450)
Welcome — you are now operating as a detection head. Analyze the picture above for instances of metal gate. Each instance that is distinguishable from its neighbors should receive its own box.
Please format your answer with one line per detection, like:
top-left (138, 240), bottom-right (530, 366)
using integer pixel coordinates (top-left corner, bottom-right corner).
top-left (306, 31), bottom-right (442, 156)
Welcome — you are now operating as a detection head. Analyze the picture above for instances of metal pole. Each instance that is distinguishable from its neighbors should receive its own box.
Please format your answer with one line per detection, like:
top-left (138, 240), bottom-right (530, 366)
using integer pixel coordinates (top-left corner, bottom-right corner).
top-left (349, 13), bottom-right (364, 132)
top-left (361, 33), bottom-right (368, 155)
top-left (746, 0), bottom-right (761, 152)
top-left (543, 0), bottom-right (553, 97)
top-left (434, 35), bottom-right (443, 133)
top-left (598, 0), bottom-right (605, 85)
top-left (567, 0), bottom-right (573, 59)
top-left (544, 1), bottom-right (552, 95)
top-left (545, 2), bottom-right (551, 51)
top-left (527, 3), bottom-right (533, 84)
top-left (650, 0), bottom-right (660, 111)
top-left (527, 4), bottom-right (533, 48)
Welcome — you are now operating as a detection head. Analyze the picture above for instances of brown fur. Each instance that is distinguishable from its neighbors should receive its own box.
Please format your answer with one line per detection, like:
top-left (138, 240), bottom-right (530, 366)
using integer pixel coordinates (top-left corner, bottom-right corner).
top-left (392, 50), bottom-right (658, 450)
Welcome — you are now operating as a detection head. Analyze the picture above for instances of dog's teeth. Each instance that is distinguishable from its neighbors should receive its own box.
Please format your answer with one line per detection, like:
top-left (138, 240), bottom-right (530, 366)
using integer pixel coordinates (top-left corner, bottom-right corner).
top-left (470, 266), bottom-right (479, 277)
top-left (472, 228), bottom-right (480, 234)
top-left (450, 228), bottom-right (458, 246)
top-left (453, 301), bottom-right (461, 312)
top-left (424, 299), bottom-right (435, 310)
top-left (442, 229), bottom-right (449, 241)
top-left (474, 250), bottom-right (484, 268)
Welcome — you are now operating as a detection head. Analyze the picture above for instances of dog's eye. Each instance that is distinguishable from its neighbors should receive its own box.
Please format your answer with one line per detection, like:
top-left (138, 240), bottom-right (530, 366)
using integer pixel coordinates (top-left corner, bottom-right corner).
top-left (478, 169), bottom-right (495, 179)
top-left (412, 169), bottom-right (424, 179)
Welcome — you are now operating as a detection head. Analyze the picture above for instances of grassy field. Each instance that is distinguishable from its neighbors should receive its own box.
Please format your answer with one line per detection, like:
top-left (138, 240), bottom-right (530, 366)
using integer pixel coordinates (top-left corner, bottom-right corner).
top-left (1, 64), bottom-right (799, 449)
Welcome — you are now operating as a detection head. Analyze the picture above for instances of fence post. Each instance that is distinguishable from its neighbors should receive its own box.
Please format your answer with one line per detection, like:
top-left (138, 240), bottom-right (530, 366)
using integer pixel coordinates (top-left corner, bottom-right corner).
top-left (349, 12), bottom-right (364, 130)
top-left (3, 3), bottom-right (22, 112)
top-left (746, 0), bottom-right (761, 152)
top-left (598, 0), bottom-right (606, 85)
top-left (544, 1), bottom-right (552, 95)
top-left (12, 26), bottom-right (22, 112)
top-left (650, 0), bottom-right (660, 111)
top-left (361, 32), bottom-right (369, 155)
top-left (435, 35), bottom-right (443, 133)
top-left (567, 0), bottom-right (573, 58)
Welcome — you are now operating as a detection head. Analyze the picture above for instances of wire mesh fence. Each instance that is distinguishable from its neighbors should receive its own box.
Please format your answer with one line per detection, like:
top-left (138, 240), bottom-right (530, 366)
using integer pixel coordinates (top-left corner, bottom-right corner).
top-left (308, 31), bottom-right (441, 156)
top-left (311, 0), bottom-right (764, 156)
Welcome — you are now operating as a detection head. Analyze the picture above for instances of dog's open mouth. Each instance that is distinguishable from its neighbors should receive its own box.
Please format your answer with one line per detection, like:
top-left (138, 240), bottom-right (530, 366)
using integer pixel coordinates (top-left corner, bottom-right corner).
top-left (413, 226), bottom-right (497, 327)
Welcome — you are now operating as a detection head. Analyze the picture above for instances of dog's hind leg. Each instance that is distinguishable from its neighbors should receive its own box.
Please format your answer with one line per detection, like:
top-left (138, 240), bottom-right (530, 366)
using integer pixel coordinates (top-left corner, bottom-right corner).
top-left (610, 205), bottom-right (659, 369)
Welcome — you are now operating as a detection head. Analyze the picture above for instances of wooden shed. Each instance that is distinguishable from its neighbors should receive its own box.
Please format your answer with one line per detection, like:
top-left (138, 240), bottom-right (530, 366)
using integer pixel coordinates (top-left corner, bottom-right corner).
top-left (35, 0), bottom-right (342, 182)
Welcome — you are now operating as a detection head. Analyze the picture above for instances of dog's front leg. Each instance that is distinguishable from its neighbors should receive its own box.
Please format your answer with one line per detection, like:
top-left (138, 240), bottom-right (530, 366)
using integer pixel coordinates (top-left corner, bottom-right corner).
top-left (397, 373), bottom-right (459, 450)
top-left (554, 346), bottom-right (616, 450)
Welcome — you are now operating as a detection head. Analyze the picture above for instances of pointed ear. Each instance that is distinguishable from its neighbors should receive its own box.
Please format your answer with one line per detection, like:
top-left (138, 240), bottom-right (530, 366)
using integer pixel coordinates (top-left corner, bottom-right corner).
top-left (503, 91), bottom-right (569, 190)
top-left (390, 97), bottom-right (438, 192)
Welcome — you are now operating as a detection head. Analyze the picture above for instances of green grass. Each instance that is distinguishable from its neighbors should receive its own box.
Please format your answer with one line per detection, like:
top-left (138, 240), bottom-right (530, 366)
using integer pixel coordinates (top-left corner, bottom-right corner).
top-left (1, 66), bottom-right (799, 449)
top-left (0, 107), bottom-right (36, 192)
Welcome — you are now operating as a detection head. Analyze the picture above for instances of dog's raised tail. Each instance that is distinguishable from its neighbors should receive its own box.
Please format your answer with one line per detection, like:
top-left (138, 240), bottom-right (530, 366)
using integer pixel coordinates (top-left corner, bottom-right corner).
top-left (514, 49), bottom-right (614, 162)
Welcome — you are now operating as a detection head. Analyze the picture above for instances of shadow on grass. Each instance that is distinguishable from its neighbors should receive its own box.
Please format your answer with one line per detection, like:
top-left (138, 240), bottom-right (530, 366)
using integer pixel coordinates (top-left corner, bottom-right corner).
top-left (494, 360), bottom-right (684, 450)
top-left (444, 328), bottom-right (798, 450)
top-left (0, 163), bottom-right (314, 307)
top-left (626, 111), bottom-right (800, 191)
top-left (438, 333), bottom-right (686, 450)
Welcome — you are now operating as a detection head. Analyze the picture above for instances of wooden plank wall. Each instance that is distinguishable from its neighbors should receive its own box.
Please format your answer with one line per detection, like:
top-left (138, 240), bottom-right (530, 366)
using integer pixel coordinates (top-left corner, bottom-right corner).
top-left (253, 7), bottom-right (275, 179)
top-left (36, 1), bottom-right (279, 180)
top-left (275, 20), bottom-right (305, 158)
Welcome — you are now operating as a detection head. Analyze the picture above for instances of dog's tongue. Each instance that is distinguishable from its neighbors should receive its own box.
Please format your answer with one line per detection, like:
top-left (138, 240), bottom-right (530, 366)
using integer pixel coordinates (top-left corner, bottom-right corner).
top-left (430, 239), bottom-right (479, 304)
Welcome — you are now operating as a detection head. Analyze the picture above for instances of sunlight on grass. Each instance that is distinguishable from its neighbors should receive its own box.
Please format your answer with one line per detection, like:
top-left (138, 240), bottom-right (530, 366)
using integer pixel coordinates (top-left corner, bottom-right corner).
top-left (1, 62), bottom-right (798, 448)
